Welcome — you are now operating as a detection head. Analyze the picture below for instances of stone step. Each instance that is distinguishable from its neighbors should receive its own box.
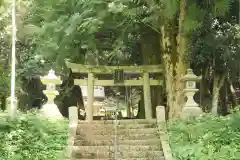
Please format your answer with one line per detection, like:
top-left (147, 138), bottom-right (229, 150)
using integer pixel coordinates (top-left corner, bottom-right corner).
top-left (78, 119), bottom-right (157, 125)
top-left (75, 133), bottom-right (159, 141)
top-left (73, 145), bottom-right (161, 152)
top-left (74, 139), bottom-right (161, 146)
top-left (73, 119), bottom-right (163, 159)
top-left (72, 158), bottom-right (164, 160)
top-left (78, 123), bottom-right (157, 129)
top-left (73, 150), bottom-right (163, 159)
top-left (76, 128), bottom-right (157, 135)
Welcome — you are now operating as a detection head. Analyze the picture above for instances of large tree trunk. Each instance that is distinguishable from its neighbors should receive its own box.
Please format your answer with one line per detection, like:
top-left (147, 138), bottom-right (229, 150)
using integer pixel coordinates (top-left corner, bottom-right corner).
top-left (160, 0), bottom-right (188, 119)
top-left (151, 86), bottom-right (163, 118)
top-left (163, 56), bottom-right (186, 118)
top-left (1, 96), bottom-right (6, 110)
top-left (200, 67), bottom-right (212, 112)
top-left (174, 0), bottom-right (188, 116)
top-left (211, 73), bottom-right (226, 115)
top-left (219, 80), bottom-right (228, 115)
top-left (227, 78), bottom-right (238, 107)
top-left (137, 93), bottom-right (145, 119)
top-left (161, 28), bottom-right (186, 118)
top-left (138, 32), bottom-right (161, 118)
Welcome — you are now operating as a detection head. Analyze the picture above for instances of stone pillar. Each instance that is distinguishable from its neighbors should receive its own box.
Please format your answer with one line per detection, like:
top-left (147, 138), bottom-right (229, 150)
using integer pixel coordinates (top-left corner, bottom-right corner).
top-left (86, 72), bottom-right (94, 121)
top-left (156, 106), bottom-right (165, 123)
top-left (69, 106), bottom-right (78, 124)
top-left (156, 106), bottom-right (173, 160)
top-left (143, 72), bottom-right (152, 119)
top-left (6, 97), bottom-right (18, 118)
top-left (181, 69), bottom-right (202, 119)
top-left (65, 106), bottom-right (78, 159)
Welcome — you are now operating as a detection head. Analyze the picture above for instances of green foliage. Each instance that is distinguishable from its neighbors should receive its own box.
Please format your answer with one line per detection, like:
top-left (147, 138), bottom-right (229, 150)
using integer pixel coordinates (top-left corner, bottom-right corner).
top-left (24, 0), bottom-right (236, 68)
top-left (189, 19), bottom-right (240, 76)
top-left (0, 110), bottom-right (68, 160)
top-left (158, 0), bottom-right (179, 19)
top-left (169, 112), bottom-right (240, 160)
top-left (0, 66), bottom-right (10, 97)
top-left (25, 0), bottom-right (135, 66)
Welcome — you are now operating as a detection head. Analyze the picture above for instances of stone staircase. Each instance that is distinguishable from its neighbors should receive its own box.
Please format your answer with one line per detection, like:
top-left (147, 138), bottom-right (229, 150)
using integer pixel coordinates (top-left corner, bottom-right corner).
top-left (71, 119), bottom-right (165, 160)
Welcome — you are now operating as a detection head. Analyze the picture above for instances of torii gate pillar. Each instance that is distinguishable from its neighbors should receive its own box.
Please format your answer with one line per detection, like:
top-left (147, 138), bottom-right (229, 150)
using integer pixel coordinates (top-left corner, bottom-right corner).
top-left (143, 72), bottom-right (152, 119)
top-left (86, 72), bottom-right (94, 121)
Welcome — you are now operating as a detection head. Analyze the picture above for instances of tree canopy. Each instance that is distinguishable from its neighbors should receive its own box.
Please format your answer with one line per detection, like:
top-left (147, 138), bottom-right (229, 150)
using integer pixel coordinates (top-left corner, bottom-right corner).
top-left (0, 0), bottom-right (239, 117)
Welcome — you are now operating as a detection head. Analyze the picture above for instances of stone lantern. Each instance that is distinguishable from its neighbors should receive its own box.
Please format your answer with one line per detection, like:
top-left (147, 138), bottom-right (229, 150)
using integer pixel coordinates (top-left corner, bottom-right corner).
top-left (181, 69), bottom-right (202, 118)
top-left (40, 69), bottom-right (62, 119)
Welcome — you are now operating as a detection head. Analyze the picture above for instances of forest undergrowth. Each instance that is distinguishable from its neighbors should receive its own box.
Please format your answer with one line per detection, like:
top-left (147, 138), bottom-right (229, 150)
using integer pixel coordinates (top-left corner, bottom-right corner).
top-left (169, 108), bottom-right (240, 160)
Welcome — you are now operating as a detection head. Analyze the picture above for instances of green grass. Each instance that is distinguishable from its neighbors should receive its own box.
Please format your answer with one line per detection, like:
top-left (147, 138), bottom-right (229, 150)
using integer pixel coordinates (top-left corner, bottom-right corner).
top-left (168, 110), bottom-right (240, 160)
top-left (0, 110), bottom-right (68, 160)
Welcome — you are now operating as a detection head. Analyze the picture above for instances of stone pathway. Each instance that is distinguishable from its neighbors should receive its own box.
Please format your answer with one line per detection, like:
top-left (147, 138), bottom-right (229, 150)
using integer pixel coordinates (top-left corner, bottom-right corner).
top-left (71, 119), bottom-right (165, 160)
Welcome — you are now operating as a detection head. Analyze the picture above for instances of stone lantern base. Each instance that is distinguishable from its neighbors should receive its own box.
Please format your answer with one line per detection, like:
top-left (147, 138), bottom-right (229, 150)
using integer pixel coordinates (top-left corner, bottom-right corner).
top-left (41, 103), bottom-right (63, 119)
top-left (181, 106), bottom-right (202, 119)
top-left (41, 90), bottom-right (62, 119)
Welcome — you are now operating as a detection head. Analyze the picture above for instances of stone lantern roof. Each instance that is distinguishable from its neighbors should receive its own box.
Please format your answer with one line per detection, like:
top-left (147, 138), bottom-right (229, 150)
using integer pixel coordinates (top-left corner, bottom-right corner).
top-left (40, 69), bottom-right (62, 85)
top-left (182, 69), bottom-right (202, 81)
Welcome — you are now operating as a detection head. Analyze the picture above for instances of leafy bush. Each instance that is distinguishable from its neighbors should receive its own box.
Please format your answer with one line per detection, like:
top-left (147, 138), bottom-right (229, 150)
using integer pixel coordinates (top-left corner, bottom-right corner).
top-left (0, 110), bottom-right (68, 160)
top-left (168, 111), bottom-right (240, 160)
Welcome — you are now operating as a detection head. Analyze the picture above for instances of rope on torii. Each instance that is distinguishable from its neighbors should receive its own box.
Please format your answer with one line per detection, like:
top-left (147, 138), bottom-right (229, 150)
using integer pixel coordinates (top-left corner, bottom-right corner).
top-left (10, 0), bottom-right (16, 118)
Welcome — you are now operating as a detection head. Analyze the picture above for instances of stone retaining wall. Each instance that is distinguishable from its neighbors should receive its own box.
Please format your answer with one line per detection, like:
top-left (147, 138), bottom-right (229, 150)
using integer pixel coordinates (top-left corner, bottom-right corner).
top-left (156, 106), bottom-right (173, 160)
top-left (64, 106), bottom-right (78, 159)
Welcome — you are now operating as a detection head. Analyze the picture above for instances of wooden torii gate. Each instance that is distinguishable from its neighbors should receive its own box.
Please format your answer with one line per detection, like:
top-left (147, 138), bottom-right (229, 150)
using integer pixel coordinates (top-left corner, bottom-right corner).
top-left (66, 61), bottom-right (164, 121)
